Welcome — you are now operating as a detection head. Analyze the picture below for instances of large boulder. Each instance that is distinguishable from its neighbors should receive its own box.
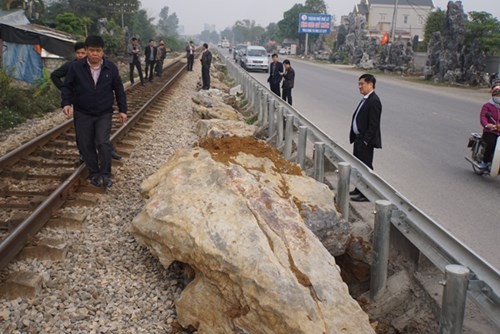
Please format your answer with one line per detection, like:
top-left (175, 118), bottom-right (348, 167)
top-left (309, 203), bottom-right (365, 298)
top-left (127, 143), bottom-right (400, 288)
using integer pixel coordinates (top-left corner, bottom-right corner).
top-left (196, 119), bottom-right (257, 138)
top-left (130, 137), bottom-right (372, 334)
top-left (192, 105), bottom-right (244, 121)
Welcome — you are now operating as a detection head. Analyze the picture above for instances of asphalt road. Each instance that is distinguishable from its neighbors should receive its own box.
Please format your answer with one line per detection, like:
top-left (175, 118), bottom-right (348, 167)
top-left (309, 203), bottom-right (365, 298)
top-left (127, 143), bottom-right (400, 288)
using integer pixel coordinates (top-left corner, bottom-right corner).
top-left (225, 51), bottom-right (500, 270)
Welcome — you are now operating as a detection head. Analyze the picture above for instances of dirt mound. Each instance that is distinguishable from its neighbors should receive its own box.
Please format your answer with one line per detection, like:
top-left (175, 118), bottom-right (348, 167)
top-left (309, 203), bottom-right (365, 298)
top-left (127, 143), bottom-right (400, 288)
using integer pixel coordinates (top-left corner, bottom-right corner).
top-left (198, 136), bottom-right (303, 176)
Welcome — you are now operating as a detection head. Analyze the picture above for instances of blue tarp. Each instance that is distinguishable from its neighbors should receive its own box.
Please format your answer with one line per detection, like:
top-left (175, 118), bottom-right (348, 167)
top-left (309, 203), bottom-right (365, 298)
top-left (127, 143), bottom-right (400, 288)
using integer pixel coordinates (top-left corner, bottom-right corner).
top-left (2, 42), bottom-right (43, 84)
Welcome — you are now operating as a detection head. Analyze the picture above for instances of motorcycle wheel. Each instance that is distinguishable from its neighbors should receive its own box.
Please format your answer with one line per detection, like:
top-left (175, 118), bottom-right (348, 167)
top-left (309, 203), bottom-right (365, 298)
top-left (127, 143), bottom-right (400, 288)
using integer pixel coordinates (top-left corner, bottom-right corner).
top-left (472, 164), bottom-right (486, 175)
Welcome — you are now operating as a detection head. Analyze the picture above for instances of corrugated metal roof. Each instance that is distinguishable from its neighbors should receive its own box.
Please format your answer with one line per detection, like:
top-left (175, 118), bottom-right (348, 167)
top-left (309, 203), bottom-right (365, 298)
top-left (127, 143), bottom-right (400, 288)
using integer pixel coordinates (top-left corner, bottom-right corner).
top-left (367, 0), bottom-right (434, 7)
top-left (0, 9), bottom-right (30, 25)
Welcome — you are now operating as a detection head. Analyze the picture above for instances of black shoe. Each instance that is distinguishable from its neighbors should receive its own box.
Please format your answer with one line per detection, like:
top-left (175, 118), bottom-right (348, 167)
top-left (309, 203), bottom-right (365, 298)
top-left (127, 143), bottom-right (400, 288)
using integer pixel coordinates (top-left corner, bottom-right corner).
top-left (102, 176), bottom-right (112, 189)
top-left (89, 175), bottom-right (102, 187)
top-left (111, 150), bottom-right (122, 160)
top-left (349, 189), bottom-right (361, 196)
top-left (351, 194), bottom-right (369, 202)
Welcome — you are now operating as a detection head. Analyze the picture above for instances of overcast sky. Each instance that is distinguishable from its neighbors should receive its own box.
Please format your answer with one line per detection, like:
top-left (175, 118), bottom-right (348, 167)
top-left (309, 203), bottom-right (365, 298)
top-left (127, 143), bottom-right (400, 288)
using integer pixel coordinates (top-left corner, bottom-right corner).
top-left (139, 0), bottom-right (500, 35)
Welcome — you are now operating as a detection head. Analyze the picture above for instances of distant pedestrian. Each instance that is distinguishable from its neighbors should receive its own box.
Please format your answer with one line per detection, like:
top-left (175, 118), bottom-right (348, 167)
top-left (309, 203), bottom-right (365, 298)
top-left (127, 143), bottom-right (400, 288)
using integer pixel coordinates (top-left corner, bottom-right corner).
top-left (349, 74), bottom-right (382, 202)
top-left (186, 41), bottom-right (195, 71)
top-left (144, 39), bottom-right (157, 82)
top-left (155, 41), bottom-right (167, 77)
top-left (200, 43), bottom-right (212, 90)
top-left (281, 59), bottom-right (295, 105)
top-left (61, 35), bottom-right (127, 189)
top-left (127, 37), bottom-right (144, 85)
top-left (267, 53), bottom-right (283, 97)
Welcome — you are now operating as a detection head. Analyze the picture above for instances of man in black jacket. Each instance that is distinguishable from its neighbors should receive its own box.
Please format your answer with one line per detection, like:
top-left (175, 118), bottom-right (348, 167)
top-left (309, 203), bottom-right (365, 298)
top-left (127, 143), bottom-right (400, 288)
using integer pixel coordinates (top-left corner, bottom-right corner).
top-left (267, 54), bottom-right (283, 97)
top-left (61, 36), bottom-right (127, 188)
top-left (52, 41), bottom-right (122, 162)
top-left (200, 43), bottom-right (212, 90)
top-left (281, 59), bottom-right (295, 105)
top-left (144, 39), bottom-right (157, 82)
top-left (349, 73), bottom-right (382, 202)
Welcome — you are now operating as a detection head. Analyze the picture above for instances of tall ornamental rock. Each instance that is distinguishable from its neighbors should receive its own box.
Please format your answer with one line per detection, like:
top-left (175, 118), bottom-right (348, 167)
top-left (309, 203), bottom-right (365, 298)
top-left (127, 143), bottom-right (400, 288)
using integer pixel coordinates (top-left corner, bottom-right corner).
top-left (424, 1), bottom-right (485, 85)
top-left (130, 137), bottom-right (374, 334)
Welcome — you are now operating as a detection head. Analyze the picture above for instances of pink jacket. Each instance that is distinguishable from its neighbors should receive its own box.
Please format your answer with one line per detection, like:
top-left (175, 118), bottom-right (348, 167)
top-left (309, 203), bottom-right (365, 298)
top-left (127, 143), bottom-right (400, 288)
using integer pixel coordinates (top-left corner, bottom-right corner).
top-left (480, 101), bottom-right (500, 135)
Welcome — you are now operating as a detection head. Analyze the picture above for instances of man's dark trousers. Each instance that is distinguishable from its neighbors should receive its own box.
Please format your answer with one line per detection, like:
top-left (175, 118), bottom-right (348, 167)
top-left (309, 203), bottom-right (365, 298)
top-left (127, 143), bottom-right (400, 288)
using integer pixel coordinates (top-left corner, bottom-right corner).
top-left (353, 136), bottom-right (374, 169)
top-left (129, 59), bottom-right (143, 83)
top-left (282, 88), bottom-right (292, 105)
top-left (146, 60), bottom-right (155, 81)
top-left (74, 111), bottom-right (113, 178)
top-left (270, 83), bottom-right (281, 97)
top-left (187, 55), bottom-right (194, 71)
top-left (202, 65), bottom-right (210, 89)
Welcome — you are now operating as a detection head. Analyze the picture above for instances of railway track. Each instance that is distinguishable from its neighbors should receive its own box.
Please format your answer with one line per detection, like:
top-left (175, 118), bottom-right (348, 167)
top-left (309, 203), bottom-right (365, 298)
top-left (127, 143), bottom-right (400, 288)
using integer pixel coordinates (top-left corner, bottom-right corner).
top-left (0, 58), bottom-right (188, 270)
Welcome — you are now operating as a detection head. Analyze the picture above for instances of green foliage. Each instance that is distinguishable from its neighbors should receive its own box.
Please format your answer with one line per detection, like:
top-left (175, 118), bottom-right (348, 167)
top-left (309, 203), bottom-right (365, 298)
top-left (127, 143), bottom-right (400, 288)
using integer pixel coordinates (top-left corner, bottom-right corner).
top-left (466, 12), bottom-right (500, 56)
top-left (423, 9), bottom-right (445, 50)
top-left (0, 68), bottom-right (59, 130)
top-left (162, 35), bottom-right (186, 52)
top-left (129, 9), bottom-right (156, 41)
top-left (56, 12), bottom-right (85, 36)
top-left (232, 20), bottom-right (265, 44)
top-left (278, 4), bottom-right (304, 41)
top-left (157, 6), bottom-right (179, 37)
top-left (100, 19), bottom-right (126, 55)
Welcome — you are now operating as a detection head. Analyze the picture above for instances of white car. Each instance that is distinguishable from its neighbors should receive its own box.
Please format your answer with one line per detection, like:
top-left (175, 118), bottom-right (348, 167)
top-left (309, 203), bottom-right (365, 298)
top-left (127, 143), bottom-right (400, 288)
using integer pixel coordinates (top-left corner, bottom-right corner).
top-left (241, 45), bottom-right (269, 72)
top-left (279, 47), bottom-right (291, 55)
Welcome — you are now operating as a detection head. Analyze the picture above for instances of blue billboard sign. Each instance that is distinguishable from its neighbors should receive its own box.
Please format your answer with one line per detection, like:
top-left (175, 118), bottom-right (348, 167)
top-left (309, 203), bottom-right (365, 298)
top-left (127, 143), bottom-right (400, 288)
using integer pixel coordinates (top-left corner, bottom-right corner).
top-left (298, 13), bottom-right (332, 34)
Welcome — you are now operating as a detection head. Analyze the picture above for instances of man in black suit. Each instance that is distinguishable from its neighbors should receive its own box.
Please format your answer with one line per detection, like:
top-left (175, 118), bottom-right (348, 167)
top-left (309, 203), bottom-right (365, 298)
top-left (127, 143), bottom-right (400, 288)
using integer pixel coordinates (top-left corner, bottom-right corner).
top-left (349, 73), bottom-right (382, 202)
top-left (144, 39), bottom-right (157, 82)
top-left (267, 53), bottom-right (283, 97)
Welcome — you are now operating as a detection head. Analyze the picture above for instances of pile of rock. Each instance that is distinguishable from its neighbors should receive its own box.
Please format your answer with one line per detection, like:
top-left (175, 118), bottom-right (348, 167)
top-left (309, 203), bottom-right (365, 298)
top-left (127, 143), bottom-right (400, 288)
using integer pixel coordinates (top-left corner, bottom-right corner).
top-left (129, 65), bottom-right (375, 333)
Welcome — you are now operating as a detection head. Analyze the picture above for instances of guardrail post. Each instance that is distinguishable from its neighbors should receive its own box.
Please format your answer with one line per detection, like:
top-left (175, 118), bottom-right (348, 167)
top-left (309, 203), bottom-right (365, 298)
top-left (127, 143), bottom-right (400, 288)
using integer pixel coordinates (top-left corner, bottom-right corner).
top-left (337, 162), bottom-right (351, 221)
top-left (263, 92), bottom-right (269, 126)
top-left (255, 88), bottom-right (262, 123)
top-left (297, 126), bottom-right (308, 169)
top-left (246, 77), bottom-right (251, 105)
top-left (276, 106), bottom-right (284, 148)
top-left (268, 98), bottom-right (276, 139)
top-left (439, 265), bottom-right (470, 334)
top-left (370, 200), bottom-right (392, 300)
top-left (313, 142), bottom-right (325, 182)
top-left (284, 114), bottom-right (294, 160)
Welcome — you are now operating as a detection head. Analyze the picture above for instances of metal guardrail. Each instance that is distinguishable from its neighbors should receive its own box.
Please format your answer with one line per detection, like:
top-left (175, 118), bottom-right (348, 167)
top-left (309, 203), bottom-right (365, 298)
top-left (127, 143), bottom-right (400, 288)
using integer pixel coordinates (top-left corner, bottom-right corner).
top-left (218, 50), bottom-right (500, 328)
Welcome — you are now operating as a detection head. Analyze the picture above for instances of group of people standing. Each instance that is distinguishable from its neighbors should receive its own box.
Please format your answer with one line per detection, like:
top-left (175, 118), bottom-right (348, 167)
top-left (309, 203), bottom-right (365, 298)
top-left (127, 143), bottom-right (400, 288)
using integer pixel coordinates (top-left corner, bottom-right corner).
top-left (267, 54), bottom-right (295, 105)
top-left (128, 37), bottom-right (167, 86)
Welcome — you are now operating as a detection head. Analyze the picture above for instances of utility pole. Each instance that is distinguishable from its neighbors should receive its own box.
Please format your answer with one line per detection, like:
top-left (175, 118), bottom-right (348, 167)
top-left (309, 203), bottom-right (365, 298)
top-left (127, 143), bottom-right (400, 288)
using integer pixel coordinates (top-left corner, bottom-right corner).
top-left (391, 0), bottom-right (399, 42)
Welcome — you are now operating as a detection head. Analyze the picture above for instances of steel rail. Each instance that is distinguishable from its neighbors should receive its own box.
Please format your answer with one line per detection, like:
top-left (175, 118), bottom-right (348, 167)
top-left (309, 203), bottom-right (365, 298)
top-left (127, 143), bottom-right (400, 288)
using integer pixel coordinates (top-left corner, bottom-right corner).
top-left (0, 120), bottom-right (73, 170)
top-left (220, 51), bottom-right (500, 327)
top-left (0, 59), bottom-right (187, 270)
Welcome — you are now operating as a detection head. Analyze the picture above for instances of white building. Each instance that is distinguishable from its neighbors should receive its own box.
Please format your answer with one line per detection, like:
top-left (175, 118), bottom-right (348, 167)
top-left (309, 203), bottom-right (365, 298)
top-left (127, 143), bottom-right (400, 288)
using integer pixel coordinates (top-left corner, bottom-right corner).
top-left (354, 0), bottom-right (434, 41)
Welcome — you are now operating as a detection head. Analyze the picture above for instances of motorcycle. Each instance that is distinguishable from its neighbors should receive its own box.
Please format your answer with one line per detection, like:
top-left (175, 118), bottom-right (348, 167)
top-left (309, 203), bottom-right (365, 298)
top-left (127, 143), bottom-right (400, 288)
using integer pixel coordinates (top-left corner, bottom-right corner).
top-left (465, 112), bottom-right (500, 177)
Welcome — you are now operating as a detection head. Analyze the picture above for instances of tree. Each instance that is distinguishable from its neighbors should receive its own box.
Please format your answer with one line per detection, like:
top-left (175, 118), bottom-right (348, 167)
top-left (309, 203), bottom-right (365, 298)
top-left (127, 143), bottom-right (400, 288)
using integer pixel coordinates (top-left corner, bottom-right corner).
top-left (200, 30), bottom-right (219, 44)
top-left (56, 12), bottom-right (84, 36)
top-left (157, 6), bottom-right (179, 36)
top-left (423, 9), bottom-right (445, 50)
top-left (466, 11), bottom-right (500, 55)
top-left (305, 0), bottom-right (327, 14)
top-left (129, 9), bottom-right (156, 41)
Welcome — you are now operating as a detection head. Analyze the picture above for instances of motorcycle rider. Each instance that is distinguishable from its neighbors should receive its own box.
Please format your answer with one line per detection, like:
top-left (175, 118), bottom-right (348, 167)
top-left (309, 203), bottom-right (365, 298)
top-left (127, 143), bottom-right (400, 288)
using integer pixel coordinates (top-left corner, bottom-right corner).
top-left (479, 79), bottom-right (500, 170)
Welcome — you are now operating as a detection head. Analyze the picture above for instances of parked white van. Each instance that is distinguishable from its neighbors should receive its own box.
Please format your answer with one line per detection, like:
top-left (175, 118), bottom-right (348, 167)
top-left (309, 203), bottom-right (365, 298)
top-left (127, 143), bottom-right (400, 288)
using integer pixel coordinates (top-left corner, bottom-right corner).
top-left (241, 45), bottom-right (269, 72)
